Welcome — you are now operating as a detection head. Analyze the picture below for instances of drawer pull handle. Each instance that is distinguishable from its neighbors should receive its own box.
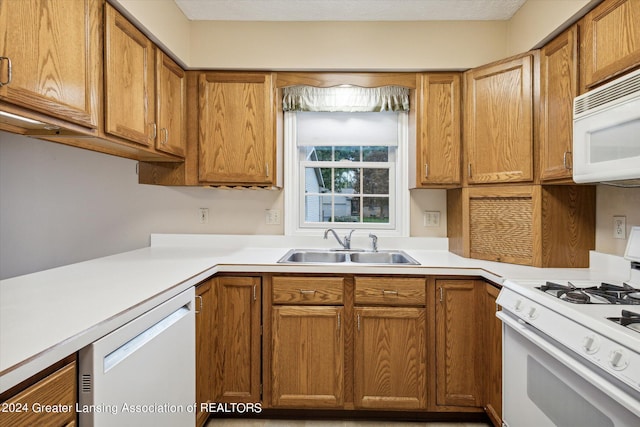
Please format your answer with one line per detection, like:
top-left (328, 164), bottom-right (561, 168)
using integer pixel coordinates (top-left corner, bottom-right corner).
top-left (0, 56), bottom-right (12, 86)
top-left (299, 289), bottom-right (316, 295)
top-left (382, 289), bottom-right (399, 296)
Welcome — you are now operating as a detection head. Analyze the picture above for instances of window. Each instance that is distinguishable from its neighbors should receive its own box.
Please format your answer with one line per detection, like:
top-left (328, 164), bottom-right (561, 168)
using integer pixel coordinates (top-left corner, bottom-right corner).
top-left (284, 107), bottom-right (410, 236)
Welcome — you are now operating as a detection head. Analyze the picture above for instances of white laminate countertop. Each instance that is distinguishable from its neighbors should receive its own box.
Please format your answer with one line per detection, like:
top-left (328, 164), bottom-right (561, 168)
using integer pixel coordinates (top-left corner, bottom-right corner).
top-left (0, 233), bottom-right (630, 393)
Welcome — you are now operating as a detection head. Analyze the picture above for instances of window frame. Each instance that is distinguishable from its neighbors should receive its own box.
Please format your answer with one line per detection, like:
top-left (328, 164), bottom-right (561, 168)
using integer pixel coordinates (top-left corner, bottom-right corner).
top-left (284, 111), bottom-right (410, 237)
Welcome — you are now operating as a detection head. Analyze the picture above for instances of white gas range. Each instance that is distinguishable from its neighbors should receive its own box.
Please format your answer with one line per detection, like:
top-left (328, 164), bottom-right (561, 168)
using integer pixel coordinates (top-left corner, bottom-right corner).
top-left (497, 227), bottom-right (640, 427)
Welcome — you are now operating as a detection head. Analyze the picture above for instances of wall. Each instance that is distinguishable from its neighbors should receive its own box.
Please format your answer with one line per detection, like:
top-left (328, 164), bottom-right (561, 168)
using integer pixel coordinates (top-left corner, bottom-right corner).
top-left (596, 186), bottom-right (640, 256)
top-left (0, 132), bottom-right (282, 279)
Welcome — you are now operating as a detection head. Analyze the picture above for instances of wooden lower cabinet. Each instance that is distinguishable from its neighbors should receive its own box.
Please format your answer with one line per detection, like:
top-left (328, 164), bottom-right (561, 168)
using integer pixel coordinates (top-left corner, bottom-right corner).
top-left (213, 276), bottom-right (262, 403)
top-left (354, 307), bottom-right (427, 409)
top-left (0, 359), bottom-right (76, 427)
top-left (195, 280), bottom-right (214, 427)
top-left (435, 279), bottom-right (482, 408)
top-left (483, 283), bottom-right (502, 427)
top-left (271, 305), bottom-right (344, 408)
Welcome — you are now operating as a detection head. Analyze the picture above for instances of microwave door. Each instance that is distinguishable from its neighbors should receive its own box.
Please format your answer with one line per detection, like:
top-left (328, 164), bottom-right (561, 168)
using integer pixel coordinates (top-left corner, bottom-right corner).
top-left (573, 96), bottom-right (640, 183)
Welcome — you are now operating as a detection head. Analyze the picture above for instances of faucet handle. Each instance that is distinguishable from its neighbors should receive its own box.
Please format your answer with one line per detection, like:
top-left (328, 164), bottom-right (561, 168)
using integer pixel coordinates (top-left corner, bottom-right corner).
top-left (368, 233), bottom-right (378, 252)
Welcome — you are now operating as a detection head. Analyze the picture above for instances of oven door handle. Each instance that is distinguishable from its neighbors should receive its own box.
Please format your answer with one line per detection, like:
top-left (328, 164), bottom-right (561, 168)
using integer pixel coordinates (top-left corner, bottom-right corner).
top-left (497, 311), bottom-right (640, 418)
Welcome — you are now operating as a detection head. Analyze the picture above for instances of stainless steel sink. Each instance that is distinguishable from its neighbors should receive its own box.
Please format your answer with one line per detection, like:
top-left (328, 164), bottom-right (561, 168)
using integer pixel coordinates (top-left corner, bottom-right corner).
top-left (349, 251), bottom-right (419, 265)
top-left (278, 249), bottom-right (419, 265)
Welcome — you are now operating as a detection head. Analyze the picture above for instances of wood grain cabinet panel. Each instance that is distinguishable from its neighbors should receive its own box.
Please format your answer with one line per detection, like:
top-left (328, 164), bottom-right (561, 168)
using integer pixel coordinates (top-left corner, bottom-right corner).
top-left (447, 185), bottom-right (595, 267)
top-left (104, 3), bottom-right (155, 146)
top-left (355, 276), bottom-right (426, 306)
top-left (198, 72), bottom-right (275, 185)
top-left (195, 280), bottom-right (214, 427)
top-left (540, 26), bottom-right (578, 182)
top-left (416, 73), bottom-right (461, 187)
top-left (155, 51), bottom-right (186, 157)
top-left (0, 361), bottom-right (76, 427)
top-left (0, 0), bottom-right (100, 128)
top-left (483, 283), bottom-right (502, 427)
top-left (435, 279), bottom-right (482, 408)
top-left (213, 276), bottom-right (262, 403)
top-left (272, 276), bottom-right (344, 305)
top-left (271, 305), bottom-right (344, 408)
top-left (354, 307), bottom-right (426, 410)
top-left (464, 53), bottom-right (535, 184)
top-left (580, 0), bottom-right (640, 90)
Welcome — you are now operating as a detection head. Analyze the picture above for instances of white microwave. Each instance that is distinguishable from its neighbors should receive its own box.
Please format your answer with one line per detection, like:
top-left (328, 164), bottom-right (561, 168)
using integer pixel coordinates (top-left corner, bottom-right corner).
top-left (573, 68), bottom-right (640, 185)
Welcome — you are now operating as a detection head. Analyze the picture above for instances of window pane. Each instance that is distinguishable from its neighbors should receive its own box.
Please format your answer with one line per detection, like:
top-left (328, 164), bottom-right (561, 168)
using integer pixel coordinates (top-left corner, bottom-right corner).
top-left (363, 197), bottom-right (389, 223)
top-left (304, 146), bottom-right (332, 161)
top-left (305, 195), bottom-right (333, 222)
top-left (305, 167), bottom-right (332, 192)
top-left (335, 196), bottom-right (359, 222)
top-left (363, 146), bottom-right (389, 162)
top-left (335, 168), bottom-right (359, 194)
top-left (335, 146), bottom-right (360, 162)
top-left (363, 169), bottom-right (389, 194)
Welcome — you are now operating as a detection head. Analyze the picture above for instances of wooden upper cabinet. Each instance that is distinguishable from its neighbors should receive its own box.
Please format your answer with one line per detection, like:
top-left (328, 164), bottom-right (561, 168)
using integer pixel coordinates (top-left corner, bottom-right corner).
top-left (156, 51), bottom-right (186, 157)
top-left (540, 26), bottom-right (578, 182)
top-left (417, 73), bottom-right (461, 187)
top-left (198, 72), bottom-right (275, 185)
top-left (464, 53), bottom-right (535, 184)
top-left (104, 3), bottom-right (155, 146)
top-left (580, 0), bottom-right (640, 91)
top-left (0, 0), bottom-right (100, 128)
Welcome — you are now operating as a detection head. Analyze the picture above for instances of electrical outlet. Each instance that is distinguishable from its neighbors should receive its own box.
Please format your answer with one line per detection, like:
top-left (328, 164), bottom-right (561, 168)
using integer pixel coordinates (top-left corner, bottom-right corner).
top-left (199, 208), bottom-right (209, 224)
top-left (423, 211), bottom-right (441, 227)
top-left (613, 216), bottom-right (626, 239)
top-left (266, 209), bottom-right (281, 225)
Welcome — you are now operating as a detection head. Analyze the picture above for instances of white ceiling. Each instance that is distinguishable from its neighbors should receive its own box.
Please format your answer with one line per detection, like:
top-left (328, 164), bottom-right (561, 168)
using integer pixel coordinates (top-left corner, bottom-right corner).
top-left (174, 0), bottom-right (529, 21)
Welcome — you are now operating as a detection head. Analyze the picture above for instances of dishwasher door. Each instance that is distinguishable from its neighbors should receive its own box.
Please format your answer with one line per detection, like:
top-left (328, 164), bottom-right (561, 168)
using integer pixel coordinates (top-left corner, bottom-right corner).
top-left (78, 287), bottom-right (195, 427)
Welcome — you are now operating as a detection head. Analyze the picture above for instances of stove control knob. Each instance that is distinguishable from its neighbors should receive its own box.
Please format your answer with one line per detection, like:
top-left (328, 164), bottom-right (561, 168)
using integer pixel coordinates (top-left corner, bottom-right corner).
top-left (609, 349), bottom-right (629, 371)
top-left (582, 335), bottom-right (600, 354)
top-left (514, 300), bottom-right (524, 312)
top-left (527, 306), bottom-right (538, 319)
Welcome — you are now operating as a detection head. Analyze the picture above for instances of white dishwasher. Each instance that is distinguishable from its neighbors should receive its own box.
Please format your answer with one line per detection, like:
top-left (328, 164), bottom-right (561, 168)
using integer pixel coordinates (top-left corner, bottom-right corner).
top-left (78, 287), bottom-right (195, 426)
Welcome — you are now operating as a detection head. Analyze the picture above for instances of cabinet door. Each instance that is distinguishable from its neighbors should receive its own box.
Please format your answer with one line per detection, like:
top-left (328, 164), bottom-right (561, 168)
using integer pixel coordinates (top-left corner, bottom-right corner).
top-left (195, 281), bottom-right (213, 427)
top-left (271, 306), bottom-right (344, 408)
top-left (104, 3), bottom-right (155, 146)
top-left (198, 72), bottom-right (274, 185)
top-left (435, 279), bottom-right (482, 407)
top-left (464, 54), bottom-right (534, 184)
top-left (418, 73), bottom-right (461, 186)
top-left (540, 26), bottom-right (578, 182)
top-left (0, 0), bottom-right (99, 128)
top-left (581, 0), bottom-right (640, 90)
top-left (483, 283), bottom-right (502, 427)
top-left (354, 307), bottom-right (426, 409)
top-left (214, 276), bottom-right (261, 402)
top-left (155, 51), bottom-right (186, 157)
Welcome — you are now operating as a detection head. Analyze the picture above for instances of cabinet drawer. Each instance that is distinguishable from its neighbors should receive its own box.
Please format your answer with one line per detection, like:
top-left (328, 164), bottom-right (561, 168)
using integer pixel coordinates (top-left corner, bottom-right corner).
top-left (273, 276), bottom-right (344, 304)
top-left (0, 361), bottom-right (76, 427)
top-left (355, 277), bottom-right (426, 306)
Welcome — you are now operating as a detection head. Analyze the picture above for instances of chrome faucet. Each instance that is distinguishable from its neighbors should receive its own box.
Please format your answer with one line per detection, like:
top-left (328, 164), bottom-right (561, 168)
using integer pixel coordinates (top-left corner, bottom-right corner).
top-left (324, 228), bottom-right (355, 250)
top-left (368, 233), bottom-right (378, 252)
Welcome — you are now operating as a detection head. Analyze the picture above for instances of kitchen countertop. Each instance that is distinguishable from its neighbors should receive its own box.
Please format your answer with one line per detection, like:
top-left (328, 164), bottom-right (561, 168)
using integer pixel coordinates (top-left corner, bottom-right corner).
top-left (0, 233), bottom-right (630, 393)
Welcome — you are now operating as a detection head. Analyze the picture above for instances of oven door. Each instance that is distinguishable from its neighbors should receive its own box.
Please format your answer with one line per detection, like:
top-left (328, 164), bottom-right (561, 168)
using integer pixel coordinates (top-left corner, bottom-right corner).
top-left (498, 311), bottom-right (639, 427)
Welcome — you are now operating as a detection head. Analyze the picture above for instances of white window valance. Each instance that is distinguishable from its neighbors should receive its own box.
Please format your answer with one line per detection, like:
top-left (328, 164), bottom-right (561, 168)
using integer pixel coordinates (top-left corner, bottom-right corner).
top-left (282, 85), bottom-right (410, 112)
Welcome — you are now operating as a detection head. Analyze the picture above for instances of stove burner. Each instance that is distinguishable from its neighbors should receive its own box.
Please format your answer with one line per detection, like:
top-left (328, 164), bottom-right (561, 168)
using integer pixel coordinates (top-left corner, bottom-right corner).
top-left (538, 281), bottom-right (640, 304)
top-left (608, 309), bottom-right (640, 333)
top-left (563, 291), bottom-right (590, 304)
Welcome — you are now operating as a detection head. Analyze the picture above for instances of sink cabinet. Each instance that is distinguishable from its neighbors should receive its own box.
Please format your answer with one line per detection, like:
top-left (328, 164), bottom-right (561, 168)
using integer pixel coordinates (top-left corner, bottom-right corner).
top-left (354, 277), bottom-right (427, 409)
top-left (270, 276), bottom-right (345, 408)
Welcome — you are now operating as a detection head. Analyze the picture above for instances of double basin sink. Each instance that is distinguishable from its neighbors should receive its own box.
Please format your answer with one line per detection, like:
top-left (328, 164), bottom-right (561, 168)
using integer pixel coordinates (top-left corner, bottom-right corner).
top-left (278, 249), bottom-right (420, 265)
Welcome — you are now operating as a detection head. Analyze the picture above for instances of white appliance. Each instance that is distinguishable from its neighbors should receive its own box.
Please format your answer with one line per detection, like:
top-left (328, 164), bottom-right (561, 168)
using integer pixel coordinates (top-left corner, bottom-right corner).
top-left (78, 287), bottom-right (195, 426)
top-left (573, 68), bottom-right (640, 185)
top-left (497, 227), bottom-right (640, 426)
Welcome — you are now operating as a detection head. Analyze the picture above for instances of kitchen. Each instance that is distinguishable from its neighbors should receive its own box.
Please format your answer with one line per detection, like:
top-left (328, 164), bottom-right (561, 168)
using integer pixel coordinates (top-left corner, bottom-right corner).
top-left (1, 0), bottom-right (640, 426)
